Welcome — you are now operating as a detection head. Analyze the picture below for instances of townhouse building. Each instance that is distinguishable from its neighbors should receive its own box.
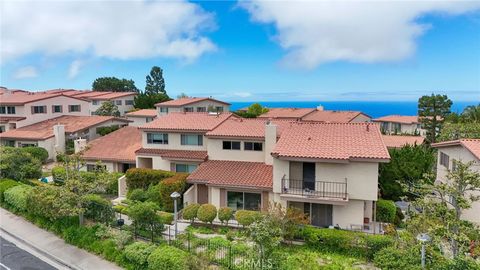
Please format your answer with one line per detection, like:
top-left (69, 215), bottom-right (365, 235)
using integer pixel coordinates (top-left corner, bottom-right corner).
top-left (431, 139), bottom-right (480, 223)
top-left (68, 91), bottom-right (136, 115)
top-left (125, 109), bottom-right (157, 127)
top-left (155, 97), bottom-right (230, 116)
top-left (373, 115), bottom-right (425, 136)
top-left (258, 107), bottom-right (372, 123)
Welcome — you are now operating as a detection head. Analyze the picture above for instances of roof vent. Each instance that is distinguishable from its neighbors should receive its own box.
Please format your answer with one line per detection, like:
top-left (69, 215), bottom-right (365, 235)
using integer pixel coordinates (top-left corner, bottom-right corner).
top-left (307, 137), bottom-right (312, 141)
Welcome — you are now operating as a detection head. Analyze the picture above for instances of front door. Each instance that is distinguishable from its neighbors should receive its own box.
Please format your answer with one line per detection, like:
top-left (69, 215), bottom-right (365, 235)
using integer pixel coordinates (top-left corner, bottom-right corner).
top-left (197, 184), bottom-right (209, 204)
top-left (311, 203), bottom-right (333, 227)
top-left (303, 162), bottom-right (315, 190)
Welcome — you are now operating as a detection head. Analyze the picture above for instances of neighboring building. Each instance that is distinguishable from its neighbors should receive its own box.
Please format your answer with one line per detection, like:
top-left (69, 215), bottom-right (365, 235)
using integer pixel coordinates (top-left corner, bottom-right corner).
top-left (125, 109), bottom-right (158, 127)
top-left (0, 92), bottom-right (90, 131)
top-left (431, 139), bottom-right (480, 224)
top-left (65, 91), bottom-right (136, 115)
top-left (373, 115), bottom-right (425, 136)
top-left (258, 107), bottom-right (371, 123)
top-left (155, 97), bottom-right (230, 116)
top-left (0, 115), bottom-right (131, 160)
top-left (81, 126), bottom-right (141, 173)
top-left (382, 135), bottom-right (425, 149)
top-left (258, 108), bottom-right (315, 120)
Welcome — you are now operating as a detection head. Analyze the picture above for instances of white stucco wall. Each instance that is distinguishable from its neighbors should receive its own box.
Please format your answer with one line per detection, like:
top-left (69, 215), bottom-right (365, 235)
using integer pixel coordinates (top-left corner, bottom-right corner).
top-left (126, 116), bottom-right (155, 127)
top-left (88, 96), bottom-right (135, 116)
top-left (157, 100), bottom-right (230, 116)
top-left (207, 138), bottom-right (265, 162)
top-left (142, 132), bottom-right (208, 151)
top-left (333, 199), bottom-right (365, 228)
top-left (136, 155), bottom-right (171, 171)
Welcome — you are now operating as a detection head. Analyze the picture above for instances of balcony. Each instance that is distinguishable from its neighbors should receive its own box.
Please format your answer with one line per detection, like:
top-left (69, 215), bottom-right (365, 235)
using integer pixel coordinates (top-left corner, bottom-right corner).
top-left (281, 177), bottom-right (348, 201)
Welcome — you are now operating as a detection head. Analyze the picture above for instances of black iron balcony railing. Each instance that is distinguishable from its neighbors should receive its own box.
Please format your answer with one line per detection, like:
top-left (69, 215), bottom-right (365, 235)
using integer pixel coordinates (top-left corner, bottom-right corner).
top-left (281, 177), bottom-right (348, 200)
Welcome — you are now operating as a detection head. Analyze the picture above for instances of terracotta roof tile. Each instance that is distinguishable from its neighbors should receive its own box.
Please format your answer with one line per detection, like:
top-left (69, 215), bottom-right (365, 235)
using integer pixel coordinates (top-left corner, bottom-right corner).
top-left (88, 92), bottom-right (137, 100)
top-left (373, 115), bottom-right (419, 124)
top-left (0, 115), bottom-right (130, 140)
top-left (258, 108), bottom-right (315, 119)
top-left (302, 110), bottom-right (369, 123)
top-left (139, 112), bottom-right (234, 132)
top-left (155, 97), bottom-right (230, 107)
top-left (125, 109), bottom-right (158, 117)
top-left (82, 126), bottom-right (141, 163)
top-left (0, 116), bottom-right (26, 123)
top-left (187, 160), bottom-right (273, 189)
top-left (135, 148), bottom-right (207, 161)
top-left (382, 135), bottom-right (425, 148)
top-left (432, 139), bottom-right (480, 160)
top-left (0, 92), bottom-right (86, 105)
top-left (206, 118), bottom-right (295, 139)
top-left (272, 122), bottom-right (390, 161)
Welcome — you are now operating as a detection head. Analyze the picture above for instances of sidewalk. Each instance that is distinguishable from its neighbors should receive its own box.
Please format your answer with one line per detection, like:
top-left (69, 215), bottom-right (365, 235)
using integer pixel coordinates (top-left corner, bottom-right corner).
top-left (0, 208), bottom-right (122, 270)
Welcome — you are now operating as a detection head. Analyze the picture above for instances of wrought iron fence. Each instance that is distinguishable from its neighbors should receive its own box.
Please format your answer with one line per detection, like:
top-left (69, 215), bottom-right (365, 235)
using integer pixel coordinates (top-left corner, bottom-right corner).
top-left (281, 178), bottom-right (348, 200)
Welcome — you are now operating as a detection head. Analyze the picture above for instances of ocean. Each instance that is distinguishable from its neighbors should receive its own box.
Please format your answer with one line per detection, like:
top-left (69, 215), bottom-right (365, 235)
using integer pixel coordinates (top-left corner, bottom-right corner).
top-left (229, 101), bottom-right (478, 118)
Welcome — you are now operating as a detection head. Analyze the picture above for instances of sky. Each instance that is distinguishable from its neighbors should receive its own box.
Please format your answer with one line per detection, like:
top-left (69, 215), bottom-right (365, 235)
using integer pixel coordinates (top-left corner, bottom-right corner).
top-left (1, 0), bottom-right (480, 102)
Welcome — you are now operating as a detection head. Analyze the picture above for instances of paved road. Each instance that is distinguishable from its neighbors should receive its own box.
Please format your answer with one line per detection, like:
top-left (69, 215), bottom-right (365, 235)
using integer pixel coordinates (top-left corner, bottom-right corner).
top-left (0, 236), bottom-right (56, 270)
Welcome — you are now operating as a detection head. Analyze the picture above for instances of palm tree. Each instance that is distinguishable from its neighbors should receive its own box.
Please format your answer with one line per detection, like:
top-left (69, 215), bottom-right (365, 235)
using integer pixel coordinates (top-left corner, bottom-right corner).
top-left (461, 104), bottom-right (480, 123)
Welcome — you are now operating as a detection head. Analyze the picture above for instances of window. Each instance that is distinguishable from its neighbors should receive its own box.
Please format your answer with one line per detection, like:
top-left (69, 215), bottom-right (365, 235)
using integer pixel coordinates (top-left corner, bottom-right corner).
top-left (115, 100), bottom-right (122, 105)
top-left (0, 126), bottom-right (5, 133)
top-left (223, 141), bottom-right (240, 150)
top-left (392, 123), bottom-right (401, 133)
top-left (87, 164), bottom-right (107, 172)
top-left (184, 107), bottom-right (194, 112)
top-left (147, 133), bottom-right (168, 144)
top-left (125, 100), bottom-right (134, 105)
top-left (227, 191), bottom-right (261, 211)
top-left (175, 164), bottom-right (198, 173)
top-left (19, 142), bottom-right (37, 147)
top-left (31, 105), bottom-right (46, 114)
top-left (4, 140), bottom-right (14, 147)
top-left (215, 106), bottom-right (224, 112)
top-left (244, 142), bottom-right (263, 151)
top-left (52, 105), bottom-right (62, 113)
top-left (181, 134), bottom-right (203, 146)
top-left (440, 152), bottom-right (449, 168)
top-left (69, 105), bottom-right (81, 112)
top-left (92, 100), bottom-right (99, 105)
top-left (7, 107), bottom-right (15, 114)
top-left (159, 107), bottom-right (169, 113)
top-left (146, 117), bottom-right (154, 123)
top-left (197, 107), bottom-right (206, 112)
top-left (0, 107), bottom-right (4, 114)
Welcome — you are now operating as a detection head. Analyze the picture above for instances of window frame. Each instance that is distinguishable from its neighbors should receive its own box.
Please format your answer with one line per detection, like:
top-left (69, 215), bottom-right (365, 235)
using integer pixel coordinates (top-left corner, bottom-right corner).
top-left (215, 106), bottom-right (224, 112)
top-left (52, 105), bottom-right (63, 113)
top-left (159, 107), bottom-right (169, 113)
top-left (180, 134), bottom-right (203, 146)
top-left (227, 191), bottom-right (261, 211)
top-left (184, 107), bottom-right (194, 112)
top-left (222, 140), bottom-right (241, 150)
top-left (32, 105), bottom-right (46, 114)
top-left (244, 142), bottom-right (263, 151)
top-left (125, 100), bottom-right (134, 106)
top-left (440, 152), bottom-right (450, 169)
top-left (115, 100), bottom-right (122, 106)
top-left (68, 105), bottom-right (81, 112)
top-left (196, 107), bottom-right (207, 112)
top-left (7, 106), bottom-right (15, 114)
top-left (175, 164), bottom-right (198, 173)
top-left (147, 132), bottom-right (169, 144)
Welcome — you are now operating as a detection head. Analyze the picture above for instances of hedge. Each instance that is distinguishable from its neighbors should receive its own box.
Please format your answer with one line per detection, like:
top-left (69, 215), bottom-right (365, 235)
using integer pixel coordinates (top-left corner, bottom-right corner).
top-left (22, 147), bottom-right (49, 163)
top-left (158, 211), bottom-right (174, 225)
top-left (182, 203), bottom-right (200, 224)
top-left (147, 245), bottom-right (188, 270)
top-left (373, 246), bottom-right (421, 270)
top-left (218, 207), bottom-right (234, 225)
top-left (197, 204), bottom-right (217, 224)
top-left (52, 166), bottom-right (96, 184)
top-left (124, 242), bottom-right (156, 269)
top-left (83, 194), bottom-right (115, 224)
top-left (128, 188), bottom-right (149, 202)
top-left (125, 168), bottom-right (174, 190)
top-left (235, 210), bottom-right (262, 227)
top-left (0, 179), bottom-right (19, 202)
top-left (376, 199), bottom-right (396, 223)
top-left (4, 185), bottom-right (33, 212)
top-left (158, 174), bottom-right (187, 212)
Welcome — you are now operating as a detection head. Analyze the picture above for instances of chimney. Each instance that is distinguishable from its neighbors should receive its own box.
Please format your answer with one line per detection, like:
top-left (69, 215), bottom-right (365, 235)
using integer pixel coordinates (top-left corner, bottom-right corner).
top-left (317, 105), bottom-right (324, 111)
top-left (264, 121), bottom-right (277, 165)
top-left (74, 138), bottom-right (87, 153)
top-left (53, 124), bottom-right (65, 158)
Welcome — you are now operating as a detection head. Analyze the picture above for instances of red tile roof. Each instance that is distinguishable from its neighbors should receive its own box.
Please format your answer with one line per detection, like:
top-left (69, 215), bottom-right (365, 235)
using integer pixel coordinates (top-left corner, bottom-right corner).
top-left (302, 110), bottom-right (370, 123)
top-left (382, 135), bottom-right (425, 148)
top-left (139, 112), bottom-right (234, 132)
top-left (0, 116), bottom-right (26, 123)
top-left (206, 118), bottom-right (295, 139)
top-left (373, 115), bottom-right (419, 124)
top-left (272, 122), bottom-right (390, 161)
top-left (88, 92), bottom-right (137, 100)
top-left (187, 160), bottom-right (273, 189)
top-left (155, 97), bottom-right (230, 107)
top-left (135, 148), bottom-right (208, 161)
top-left (432, 139), bottom-right (480, 160)
top-left (125, 109), bottom-right (157, 117)
top-left (0, 92), bottom-right (86, 105)
top-left (82, 126), bottom-right (141, 163)
top-left (258, 108), bottom-right (315, 119)
top-left (0, 115), bottom-right (130, 140)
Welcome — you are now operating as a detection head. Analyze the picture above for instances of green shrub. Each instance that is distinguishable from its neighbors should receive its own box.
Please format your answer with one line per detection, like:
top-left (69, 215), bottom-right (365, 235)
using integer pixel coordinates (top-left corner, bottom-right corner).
top-left (22, 147), bottom-right (49, 163)
top-left (158, 211), bottom-right (174, 225)
top-left (124, 242), bottom-right (156, 269)
top-left (394, 207), bottom-right (405, 226)
top-left (197, 204), bottom-right (217, 224)
top-left (96, 125), bottom-right (120, 136)
top-left (4, 185), bottom-right (32, 212)
top-left (0, 147), bottom-right (42, 181)
top-left (27, 185), bottom-right (81, 221)
top-left (374, 246), bottom-right (421, 270)
top-left (146, 184), bottom-right (162, 206)
top-left (128, 188), bottom-right (149, 202)
top-left (106, 172), bottom-right (123, 195)
top-left (51, 166), bottom-right (97, 184)
top-left (182, 203), bottom-right (200, 224)
top-left (0, 179), bottom-right (19, 202)
top-left (158, 174), bottom-right (187, 212)
top-left (218, 207), bottom-right (234, 225)
top-left (364, 234), bottom-right (395, 260)
top-left (63, 225), bottom-right (98, 249)
top-left (125, 168), bottom-right (174, 190)
top-left (113, 204), bottom-right (127, 214)
top-left (147, 245), bottom-right (188, 270)
top-left (235, 210), bottom-right (261, 227)
top-left (83, 194), bottom-right (114, 224)
top-left (438, 257), bottom-right (480, 270)
top-left (376, 199), bottom-right (396, 223)
top-left (282, 251), bottom-right (322, 270)
top-left (112, 230), bottom-right (133, 250)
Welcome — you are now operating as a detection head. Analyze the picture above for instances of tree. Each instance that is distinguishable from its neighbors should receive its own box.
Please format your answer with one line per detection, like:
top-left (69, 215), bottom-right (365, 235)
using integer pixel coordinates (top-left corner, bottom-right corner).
top-left (134, 93), bottom-right (170, 109)
top-left (235, 103), bottom-right (269, 118)
top-left (461, 104), bottom-right (480, 124)
top-left (0, 147), bottom-right (42, 180)
top-left (247, 212), bottom-right (283, 261)
top-left (94, 101), bottom-right (120, 117)
top-left (438, 122), bottom-right (480, 142)
top-left (177, 93), bottom-right (189, 99)
top-left (379, 144), bottom-right (436, 201)
top-left (410, 161), bottom-right (480, 257)
top-left (128, 201), bottom-right (164, 242)
top-left (28, 185), bottom-right (81, 221)
top-left (145, 66), bottom-right (166, 95)
top-left (418, 94), bottom-right (452, 143)
top-left (92, 77), bottom-right (139, 92)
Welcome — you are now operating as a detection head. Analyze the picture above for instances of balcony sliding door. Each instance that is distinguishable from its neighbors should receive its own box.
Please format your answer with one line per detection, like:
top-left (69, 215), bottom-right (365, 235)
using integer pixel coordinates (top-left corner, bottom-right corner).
top-left (302, 162), bottom-right (315, 190)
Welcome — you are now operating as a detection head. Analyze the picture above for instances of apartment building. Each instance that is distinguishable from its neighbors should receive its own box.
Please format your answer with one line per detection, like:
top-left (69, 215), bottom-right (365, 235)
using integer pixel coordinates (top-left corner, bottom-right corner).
top-left (0, 115), bottom-right (130, 160)
top-left (373, 115), bottom-right (425, 135)
top-left (258, 107), bottom-right (372, 123)
top-left (125, 109), bottom-right (157, 127)
top-left (0, 92), bottom-right (90, 132)
top-left (431, 139), bottom-right (480, 223)
top-left (68, 91), bottom-right (136, 115)
top-left (155, 97), bottom-right (230, 116)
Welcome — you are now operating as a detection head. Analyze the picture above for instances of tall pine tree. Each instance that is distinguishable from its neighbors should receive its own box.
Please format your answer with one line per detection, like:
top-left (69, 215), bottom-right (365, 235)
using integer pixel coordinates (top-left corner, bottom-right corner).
top-left (145, 66), bottom-right (166, 95)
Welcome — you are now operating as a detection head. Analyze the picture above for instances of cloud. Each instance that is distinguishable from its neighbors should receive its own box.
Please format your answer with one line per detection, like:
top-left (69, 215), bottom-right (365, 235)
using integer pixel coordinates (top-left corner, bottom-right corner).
top-left (240, 1), bottom-right (480, 69)
top-left (13, 66), bottom-right (38, 79)
top-left (68, 60), bottom-right (85, 79)
top-left (233, 92), bottom-right (252, 98)
top-left (1, 0), bottom-right (216, 63)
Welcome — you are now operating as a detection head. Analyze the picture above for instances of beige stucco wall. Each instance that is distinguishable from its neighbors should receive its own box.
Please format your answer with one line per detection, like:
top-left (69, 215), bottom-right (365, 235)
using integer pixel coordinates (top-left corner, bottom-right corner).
top-left (142, 132), bottom-right (208, 151)
top-left (88, 96), bottom-right (135, 116)
top-left (136, 155), bottom-right (171, 171)
top-left (87, 120), bottom-right (129, 141)
top-left (126, 116), bottom-right (155, 127)
top-left (157, 100), bottom-right (230, 116)
top-left (332, 200), bottom-right (365, 228)
top-left (207, 138), bottom-right (265, 162)
top-left (436, 145), bottom-right (480, 223)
